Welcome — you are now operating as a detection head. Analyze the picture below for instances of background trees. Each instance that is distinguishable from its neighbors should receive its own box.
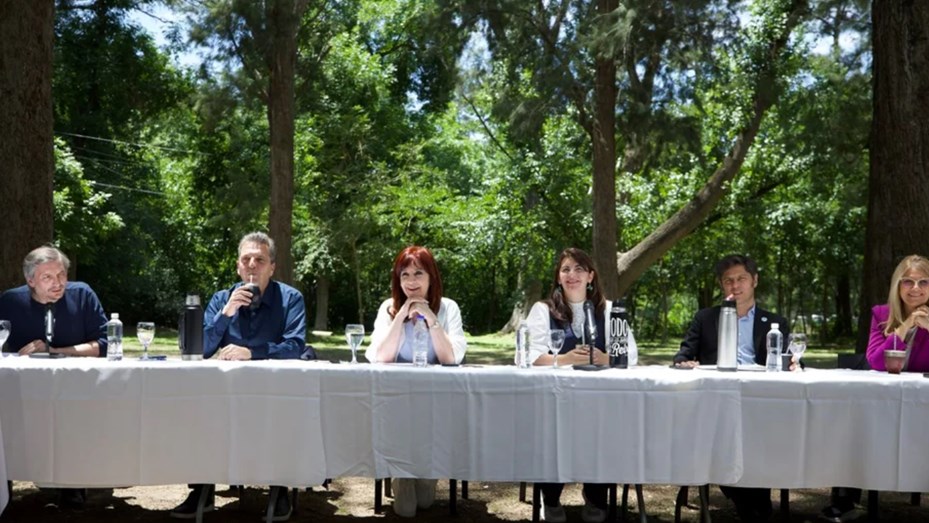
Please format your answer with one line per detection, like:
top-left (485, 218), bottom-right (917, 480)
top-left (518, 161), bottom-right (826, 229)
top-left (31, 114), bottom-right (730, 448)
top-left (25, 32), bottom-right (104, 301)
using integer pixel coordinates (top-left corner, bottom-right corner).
top-left (0, 0), bottom-right (907, 349)
top-left (859, 0), bottom-right (929, 350)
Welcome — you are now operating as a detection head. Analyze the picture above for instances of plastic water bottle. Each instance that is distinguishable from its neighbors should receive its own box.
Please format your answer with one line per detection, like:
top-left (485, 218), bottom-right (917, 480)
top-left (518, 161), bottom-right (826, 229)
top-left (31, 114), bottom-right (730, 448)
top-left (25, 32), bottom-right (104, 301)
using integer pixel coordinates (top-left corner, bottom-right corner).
top-left (765, 322), bottom-right (783, 372)
top-left (515, 320), bottom-right (531, 368)
top-left (609, 300), bottom-right (629, 369)
top-left (412, 314), bottom-right (429, 367)
top-left (717, 300), bottom-right (738, 371)
top-left (107, 313), bottom-right (123, 361)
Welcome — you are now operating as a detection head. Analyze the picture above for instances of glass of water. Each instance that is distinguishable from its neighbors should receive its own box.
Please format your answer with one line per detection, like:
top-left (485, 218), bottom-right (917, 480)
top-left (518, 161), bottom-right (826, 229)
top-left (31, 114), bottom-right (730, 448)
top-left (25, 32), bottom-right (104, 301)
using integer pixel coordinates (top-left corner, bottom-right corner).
top-left (550, 329), bottom-right (565, 369)
top-left (137, 322), bottom-right (155, 360)
top-left (788, 333), bottom-right (807, 367)
top-left (345, 324), bottom-right (365, 364)
top-left (0, 320), bottom-right (10, 351)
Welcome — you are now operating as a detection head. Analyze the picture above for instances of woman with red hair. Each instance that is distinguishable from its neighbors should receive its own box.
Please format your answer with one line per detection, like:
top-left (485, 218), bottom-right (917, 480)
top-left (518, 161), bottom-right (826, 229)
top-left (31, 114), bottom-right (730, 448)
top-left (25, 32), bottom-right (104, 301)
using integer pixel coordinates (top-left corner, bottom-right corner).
top-left (364, 246), bottom-right (467, 517)
top-left (365, 245), bottom-right (467, 365)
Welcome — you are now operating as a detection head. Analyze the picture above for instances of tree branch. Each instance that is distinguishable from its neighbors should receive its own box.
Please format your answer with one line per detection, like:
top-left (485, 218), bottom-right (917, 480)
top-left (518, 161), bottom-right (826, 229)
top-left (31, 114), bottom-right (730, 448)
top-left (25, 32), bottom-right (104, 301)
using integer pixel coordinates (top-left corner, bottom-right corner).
top-left (460, 92), bottom-right (514, 162)
top-left (615, 0), bottom-right (809, 295)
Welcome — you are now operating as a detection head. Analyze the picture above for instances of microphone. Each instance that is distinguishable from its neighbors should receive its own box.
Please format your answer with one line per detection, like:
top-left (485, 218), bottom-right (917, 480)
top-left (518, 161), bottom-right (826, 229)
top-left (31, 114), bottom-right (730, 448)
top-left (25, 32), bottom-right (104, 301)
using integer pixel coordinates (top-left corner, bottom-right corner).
top-left (44, 303), bottom-right (55, 351)
top-left (583, 300), bottom-right (597, 366)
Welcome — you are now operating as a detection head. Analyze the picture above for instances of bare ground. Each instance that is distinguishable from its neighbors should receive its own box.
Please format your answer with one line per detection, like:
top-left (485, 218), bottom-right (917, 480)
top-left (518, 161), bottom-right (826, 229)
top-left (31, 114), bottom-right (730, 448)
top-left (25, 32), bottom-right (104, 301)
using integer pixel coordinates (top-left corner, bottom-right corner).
top-left (4, 480), bottom-right (929, 522)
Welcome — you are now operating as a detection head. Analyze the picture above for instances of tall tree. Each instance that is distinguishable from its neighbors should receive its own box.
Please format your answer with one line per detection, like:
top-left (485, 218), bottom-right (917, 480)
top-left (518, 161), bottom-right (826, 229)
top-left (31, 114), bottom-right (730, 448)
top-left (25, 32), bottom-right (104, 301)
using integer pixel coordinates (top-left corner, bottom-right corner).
top-left (458, 0), bottom-right (808, 303)
top-left (266, 0), bottom-right (308, 286)
top-left (859, 1), bottom-right (929, 350)
top-left (0, 0), bottom-right (55, 290)
top-left (181, 0), bottom-right (311, 285)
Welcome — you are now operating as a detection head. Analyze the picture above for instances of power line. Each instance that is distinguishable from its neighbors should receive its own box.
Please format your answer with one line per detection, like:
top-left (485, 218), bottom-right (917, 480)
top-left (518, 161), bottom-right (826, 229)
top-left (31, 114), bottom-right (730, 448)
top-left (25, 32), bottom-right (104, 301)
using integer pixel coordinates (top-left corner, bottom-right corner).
top-left (56, 131), bottom-right (204, 156)
top-left (87, 180), bottom-right (165, 196)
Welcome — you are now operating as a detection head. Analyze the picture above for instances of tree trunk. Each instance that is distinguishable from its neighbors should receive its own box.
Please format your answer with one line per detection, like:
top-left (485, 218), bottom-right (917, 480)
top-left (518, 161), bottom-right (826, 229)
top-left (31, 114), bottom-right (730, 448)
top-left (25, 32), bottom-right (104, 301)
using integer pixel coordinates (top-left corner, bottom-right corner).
top-left (0, 0), bottom-right (54, 290)
top-left (591, 0), bottom-right (619, 298)
top-left (833, 271), bottom-right (852, 338)
top-left (858, 0), bottom-right (929, 352)
top-left (266, 0), bottom-right (308, 286)
top-left (314, 275), bottom-right (329, 331)
top-left (499, 277), bottom-right (542, 335)
top-left (351, 240), bottom-right (364, 325)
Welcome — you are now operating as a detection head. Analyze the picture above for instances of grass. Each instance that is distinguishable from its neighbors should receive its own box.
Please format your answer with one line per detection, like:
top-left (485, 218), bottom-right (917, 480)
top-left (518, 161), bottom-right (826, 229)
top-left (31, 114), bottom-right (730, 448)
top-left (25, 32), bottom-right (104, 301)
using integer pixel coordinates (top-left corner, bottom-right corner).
top-left (119, 327), bottom-right (852, 368)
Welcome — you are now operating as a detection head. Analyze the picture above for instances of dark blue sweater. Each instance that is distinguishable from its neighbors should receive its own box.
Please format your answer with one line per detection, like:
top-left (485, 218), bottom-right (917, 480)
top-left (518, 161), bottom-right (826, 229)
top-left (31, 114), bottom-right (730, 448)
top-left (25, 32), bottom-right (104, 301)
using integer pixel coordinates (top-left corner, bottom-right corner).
top-left (0, 282), bottom-right (108, 356)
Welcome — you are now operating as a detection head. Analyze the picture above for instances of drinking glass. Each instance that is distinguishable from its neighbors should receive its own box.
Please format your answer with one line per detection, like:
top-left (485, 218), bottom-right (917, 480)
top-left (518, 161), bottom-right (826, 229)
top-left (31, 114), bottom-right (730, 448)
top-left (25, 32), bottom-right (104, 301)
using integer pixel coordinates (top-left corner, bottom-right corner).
top-left (550, 329), bottom-right (565, 369)
top-left (345, 324), bottom-right (365, 364)
top-left (0, 320), bottom-right (10, 351)
top-left (788, 333), bottom-right (807, 366)
top-left (137, 322), bottom-right (155, 360)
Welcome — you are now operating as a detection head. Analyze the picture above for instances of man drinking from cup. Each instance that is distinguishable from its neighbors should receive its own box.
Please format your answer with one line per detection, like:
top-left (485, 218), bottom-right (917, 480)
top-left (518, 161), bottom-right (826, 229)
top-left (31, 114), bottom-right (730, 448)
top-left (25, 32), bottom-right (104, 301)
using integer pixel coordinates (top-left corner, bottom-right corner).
top-left (170, 232), bottom-right (306, 521)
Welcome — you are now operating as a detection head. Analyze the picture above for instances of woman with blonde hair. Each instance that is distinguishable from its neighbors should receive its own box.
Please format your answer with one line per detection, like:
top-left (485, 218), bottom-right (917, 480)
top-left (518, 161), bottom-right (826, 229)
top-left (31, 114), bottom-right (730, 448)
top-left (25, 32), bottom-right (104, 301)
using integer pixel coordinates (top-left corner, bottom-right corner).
top-left (824, 255), bottom-right (929, 522)
top-left (865, 254), bottom-right (929, 371)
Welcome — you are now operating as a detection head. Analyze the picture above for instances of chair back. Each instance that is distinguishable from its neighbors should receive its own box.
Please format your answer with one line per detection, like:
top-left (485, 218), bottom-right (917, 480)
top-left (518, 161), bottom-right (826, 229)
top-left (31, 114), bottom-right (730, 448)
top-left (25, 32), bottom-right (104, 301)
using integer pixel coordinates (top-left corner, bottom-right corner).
top-left (836, 352), bottom-right (870, 370)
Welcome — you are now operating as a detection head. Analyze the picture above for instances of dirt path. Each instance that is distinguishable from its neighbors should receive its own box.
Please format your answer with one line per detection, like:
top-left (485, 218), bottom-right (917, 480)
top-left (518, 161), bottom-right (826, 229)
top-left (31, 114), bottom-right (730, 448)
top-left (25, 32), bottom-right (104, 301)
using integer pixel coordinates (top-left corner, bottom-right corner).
top-left (4, 480), bottom-right (929, 522)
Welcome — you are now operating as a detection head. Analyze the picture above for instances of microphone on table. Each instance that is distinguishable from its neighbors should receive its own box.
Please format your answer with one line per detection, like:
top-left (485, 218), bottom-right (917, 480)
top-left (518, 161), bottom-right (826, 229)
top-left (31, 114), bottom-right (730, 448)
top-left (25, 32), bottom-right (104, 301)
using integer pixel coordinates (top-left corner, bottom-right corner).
top-left (584, 300), bottom-right (596, 365)
top-left (44, 303), bottom-right (55, 352)
top-left (575, 300), bottom-right (605, 371)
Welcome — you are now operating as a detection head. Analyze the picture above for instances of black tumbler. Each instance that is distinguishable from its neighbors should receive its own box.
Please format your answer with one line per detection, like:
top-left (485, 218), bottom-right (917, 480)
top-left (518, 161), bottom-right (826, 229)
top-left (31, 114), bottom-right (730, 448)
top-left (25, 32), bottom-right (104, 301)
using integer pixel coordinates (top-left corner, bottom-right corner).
top-left (179, 294), bottom-right (204, 360)
top-left (245, 283), bottom-right (261, 310)
top-left (609, 300), bottom-right (629, 369)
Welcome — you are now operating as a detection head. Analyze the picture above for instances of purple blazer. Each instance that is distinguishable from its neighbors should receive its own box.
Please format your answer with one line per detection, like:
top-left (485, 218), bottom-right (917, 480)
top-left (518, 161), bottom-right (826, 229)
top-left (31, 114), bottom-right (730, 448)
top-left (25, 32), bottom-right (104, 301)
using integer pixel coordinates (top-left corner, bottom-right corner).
top-left (866, 304), bottom-right (929, 372)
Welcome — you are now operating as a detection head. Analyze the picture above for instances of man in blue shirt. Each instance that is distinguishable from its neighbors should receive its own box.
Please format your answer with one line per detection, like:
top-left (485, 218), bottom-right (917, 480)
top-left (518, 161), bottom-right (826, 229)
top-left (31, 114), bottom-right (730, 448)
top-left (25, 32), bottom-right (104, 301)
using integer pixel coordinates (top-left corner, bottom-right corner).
top-left (170, 232), bottom-right (306, 521)
top-left (202, 232), bottom-right (307, 360)
top-left (0, 246), bottom-right (108, 509)
top-left (0, 245), bottom-right (107, 357)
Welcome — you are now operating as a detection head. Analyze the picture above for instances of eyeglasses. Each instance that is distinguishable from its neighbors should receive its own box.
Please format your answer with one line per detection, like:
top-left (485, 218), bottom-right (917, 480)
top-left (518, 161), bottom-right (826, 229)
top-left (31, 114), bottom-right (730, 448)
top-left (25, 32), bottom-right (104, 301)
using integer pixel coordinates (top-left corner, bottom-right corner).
top-left (899, 278), bottom-right (929, 290)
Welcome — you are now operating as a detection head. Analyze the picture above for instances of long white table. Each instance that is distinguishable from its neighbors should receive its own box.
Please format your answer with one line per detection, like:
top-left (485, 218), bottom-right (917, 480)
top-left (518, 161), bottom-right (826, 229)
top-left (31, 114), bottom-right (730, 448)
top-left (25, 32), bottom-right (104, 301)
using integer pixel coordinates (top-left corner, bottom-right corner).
top-left (0, 358), bottom-right (926, 495)
top-left (0, 358), bottom-right (740, 488)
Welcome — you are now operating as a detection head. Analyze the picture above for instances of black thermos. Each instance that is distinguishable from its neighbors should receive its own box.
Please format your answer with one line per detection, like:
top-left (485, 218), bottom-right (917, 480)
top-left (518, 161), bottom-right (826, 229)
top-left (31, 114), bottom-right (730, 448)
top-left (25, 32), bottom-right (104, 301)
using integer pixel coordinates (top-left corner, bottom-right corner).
top-left (179, 294), bottom-right (204, 360)
top-left (609, 300), bottom-right (629, 369)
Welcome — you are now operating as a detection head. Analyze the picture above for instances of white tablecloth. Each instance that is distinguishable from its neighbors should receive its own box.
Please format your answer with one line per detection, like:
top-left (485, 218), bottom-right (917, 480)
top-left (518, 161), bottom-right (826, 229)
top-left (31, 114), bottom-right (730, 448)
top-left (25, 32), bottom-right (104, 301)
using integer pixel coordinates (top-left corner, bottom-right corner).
top-left (736, 368), bottom-right (929, 491)
top-left (321, 364), bottom-right (742, 484)
top-left (0, 406), bottom-right (7, 513)
top-left (0, 359), bottom-right (741, 487)
top-left (1, 358), bottom-right (927, 493)
top-left (0, 358), bottom-right (326, 488)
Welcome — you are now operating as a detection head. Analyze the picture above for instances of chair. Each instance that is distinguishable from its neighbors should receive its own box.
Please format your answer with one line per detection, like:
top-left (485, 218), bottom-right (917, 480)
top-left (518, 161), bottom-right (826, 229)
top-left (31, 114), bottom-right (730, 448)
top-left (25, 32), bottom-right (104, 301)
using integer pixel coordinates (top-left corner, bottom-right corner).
top-left (528, 482), bottom-right (647, 523)
top-left (836, 352), bottom-right (870, 370)
top-left (232, 483), bottom-right (326, 523)
top-left (673, 485), bottom-right (789, 522)
top-left (674, 485), bottom-right (711, 523)
top-left (373, 478), bottom-right (469, 515)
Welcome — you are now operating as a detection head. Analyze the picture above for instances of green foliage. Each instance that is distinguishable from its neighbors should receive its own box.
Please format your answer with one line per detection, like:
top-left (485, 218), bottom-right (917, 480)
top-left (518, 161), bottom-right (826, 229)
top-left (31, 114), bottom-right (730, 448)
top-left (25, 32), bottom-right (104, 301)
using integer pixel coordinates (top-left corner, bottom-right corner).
top-left (53, 138), bottom-right (125, 265)
top-left (42, 0), bottom-right (872, 343)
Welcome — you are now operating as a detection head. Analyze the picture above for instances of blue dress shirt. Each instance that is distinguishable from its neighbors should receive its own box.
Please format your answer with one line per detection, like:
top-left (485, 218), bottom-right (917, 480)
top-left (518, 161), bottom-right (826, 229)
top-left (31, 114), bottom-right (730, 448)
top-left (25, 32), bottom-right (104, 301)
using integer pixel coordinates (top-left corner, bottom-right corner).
top-left (203, 280), bottom-right (306, 359)
top-left (737, 305), bottom-right (756, 365)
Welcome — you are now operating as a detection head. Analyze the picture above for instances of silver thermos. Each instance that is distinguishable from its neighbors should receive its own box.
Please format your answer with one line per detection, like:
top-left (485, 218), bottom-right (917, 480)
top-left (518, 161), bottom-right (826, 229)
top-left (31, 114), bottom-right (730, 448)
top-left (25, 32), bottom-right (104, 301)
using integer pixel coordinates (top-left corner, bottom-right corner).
top-left (717, 299), bottom-right (738, 371)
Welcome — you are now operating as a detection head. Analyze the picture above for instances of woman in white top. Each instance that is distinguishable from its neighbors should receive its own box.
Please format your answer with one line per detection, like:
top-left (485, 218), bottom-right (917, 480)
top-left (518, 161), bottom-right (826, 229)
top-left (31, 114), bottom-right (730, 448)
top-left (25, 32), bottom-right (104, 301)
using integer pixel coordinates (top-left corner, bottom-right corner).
top-left (524, 247), bottom-right (637, 523)
top-left (526, 247), bottom-right (638, 368)
top-left (365, 245), bottom-right (467, 365)
top-left (364, 245), bottom-right (467, 518)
